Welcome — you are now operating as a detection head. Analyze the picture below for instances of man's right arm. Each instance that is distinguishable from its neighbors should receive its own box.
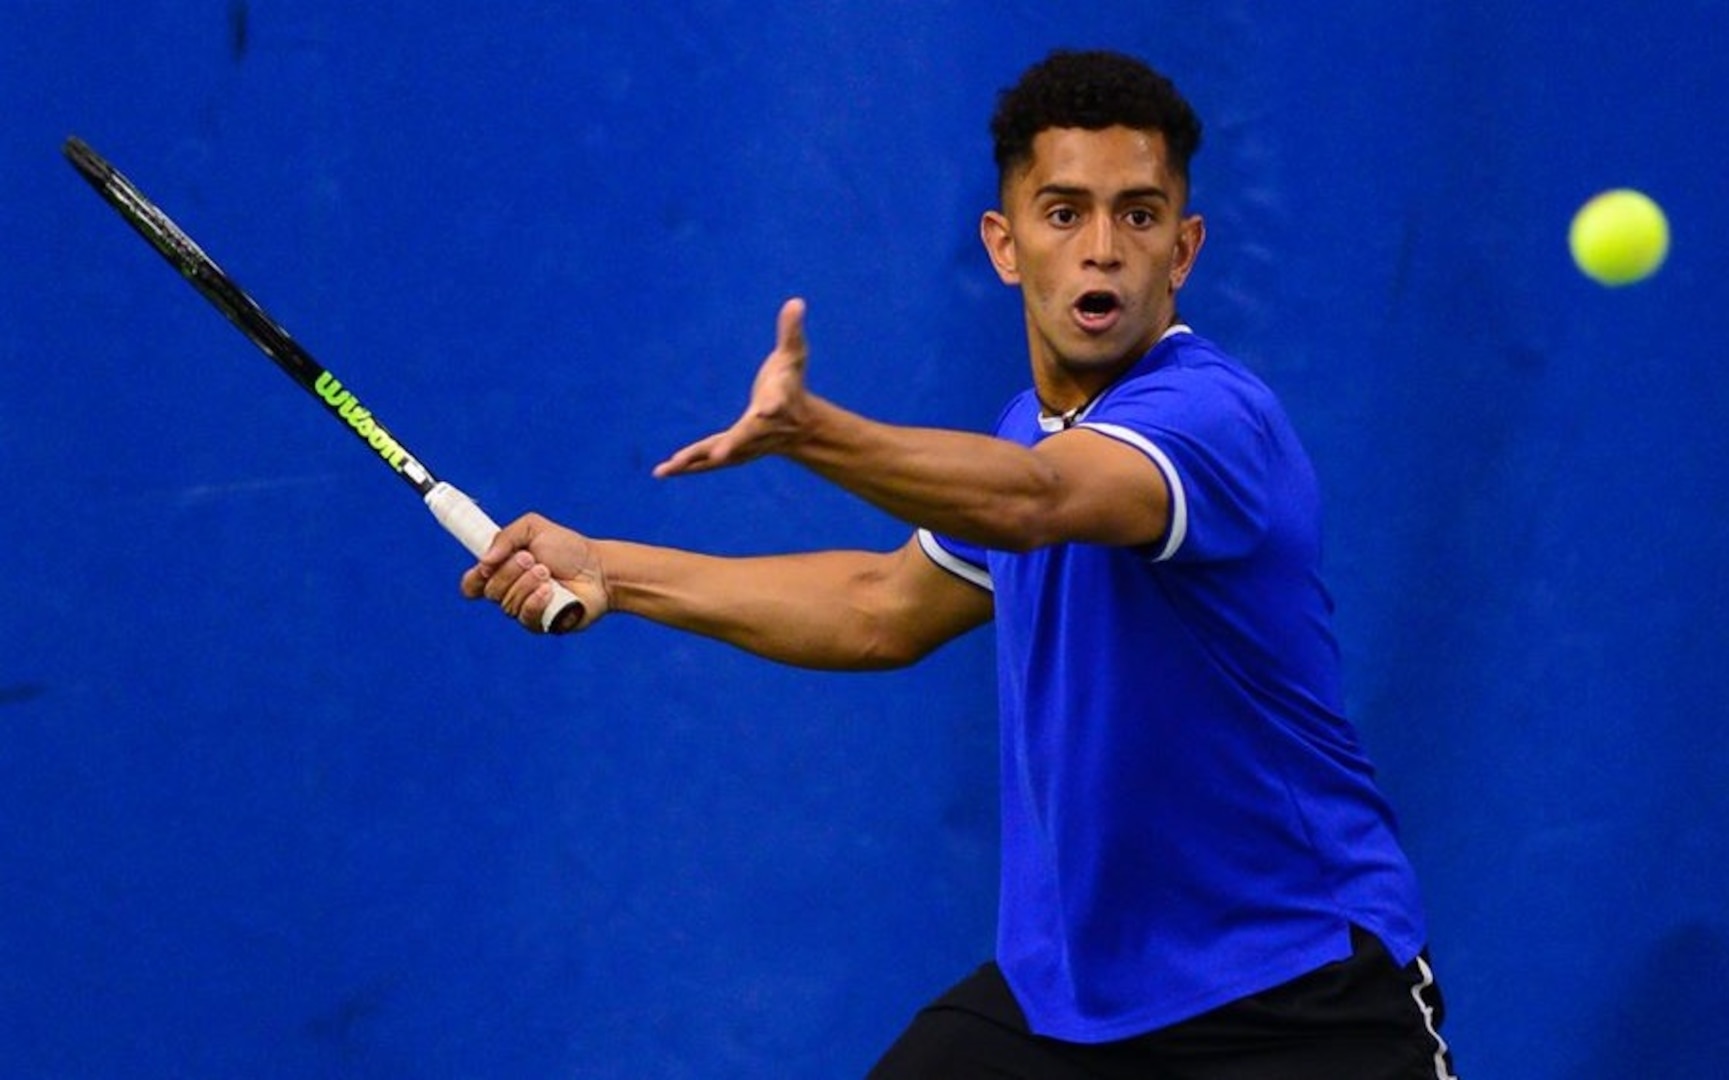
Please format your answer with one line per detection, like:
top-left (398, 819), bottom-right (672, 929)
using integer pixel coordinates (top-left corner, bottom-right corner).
top-left (462, 519), bottom-right (993, 670)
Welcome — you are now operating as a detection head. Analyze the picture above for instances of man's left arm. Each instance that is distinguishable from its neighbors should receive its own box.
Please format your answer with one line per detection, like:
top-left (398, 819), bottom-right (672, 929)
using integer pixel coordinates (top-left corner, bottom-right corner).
top-left (656, 298), bottom-right (1170, 551)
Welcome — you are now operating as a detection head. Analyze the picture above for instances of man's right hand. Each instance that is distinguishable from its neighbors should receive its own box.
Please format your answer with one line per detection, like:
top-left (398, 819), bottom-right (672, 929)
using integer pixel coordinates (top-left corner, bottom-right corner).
top-left (461, 513), bottom-right (611, 634)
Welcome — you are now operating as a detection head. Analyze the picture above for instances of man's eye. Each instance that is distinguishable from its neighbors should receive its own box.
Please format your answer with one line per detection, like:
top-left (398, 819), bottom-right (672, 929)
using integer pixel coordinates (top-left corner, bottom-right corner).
top-left (1125, 209), bottom-right (1156, 228)
top-left (1048, 207), bottom-right (1080, 226)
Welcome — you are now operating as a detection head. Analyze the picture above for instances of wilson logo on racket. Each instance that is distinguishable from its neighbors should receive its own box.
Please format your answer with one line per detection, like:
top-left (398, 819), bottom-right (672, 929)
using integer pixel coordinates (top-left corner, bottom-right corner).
top-left (314, 372), bottom-right (420, 476)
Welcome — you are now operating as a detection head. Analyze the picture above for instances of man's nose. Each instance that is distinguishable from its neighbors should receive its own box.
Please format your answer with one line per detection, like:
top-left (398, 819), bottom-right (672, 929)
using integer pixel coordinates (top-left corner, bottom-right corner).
top-left (1082, 216), bottom-right (1122, 268)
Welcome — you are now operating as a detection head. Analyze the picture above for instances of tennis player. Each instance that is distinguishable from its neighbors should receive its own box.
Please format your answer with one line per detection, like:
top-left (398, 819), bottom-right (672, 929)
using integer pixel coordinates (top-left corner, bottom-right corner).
top-left (464, 49), bottom-right (1458, 1079)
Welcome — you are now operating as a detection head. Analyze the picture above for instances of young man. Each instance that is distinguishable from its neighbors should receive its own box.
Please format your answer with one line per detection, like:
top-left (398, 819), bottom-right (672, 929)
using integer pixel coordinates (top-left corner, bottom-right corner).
top-left (464, 50), bottom-right (1458, 1079)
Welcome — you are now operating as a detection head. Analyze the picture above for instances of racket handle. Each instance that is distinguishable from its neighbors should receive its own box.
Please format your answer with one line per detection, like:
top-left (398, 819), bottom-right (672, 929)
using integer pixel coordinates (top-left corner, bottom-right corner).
top-left (425, 481), bottom-right (585, 634)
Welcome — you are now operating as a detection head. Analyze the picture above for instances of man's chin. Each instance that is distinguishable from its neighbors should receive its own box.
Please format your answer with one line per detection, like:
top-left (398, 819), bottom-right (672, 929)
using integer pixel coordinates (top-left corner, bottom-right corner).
top-left (1056, 337), bottom-right (1148, 373)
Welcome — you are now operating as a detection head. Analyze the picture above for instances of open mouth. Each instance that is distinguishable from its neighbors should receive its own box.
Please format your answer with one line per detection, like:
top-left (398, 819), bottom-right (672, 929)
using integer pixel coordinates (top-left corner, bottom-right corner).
top-left (1074, 290), bottom-right (1123, 331)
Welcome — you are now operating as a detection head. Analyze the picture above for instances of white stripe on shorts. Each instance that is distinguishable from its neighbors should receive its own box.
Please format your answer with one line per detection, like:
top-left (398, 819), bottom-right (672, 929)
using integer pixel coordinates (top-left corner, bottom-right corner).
top-left (1411, 954), bottom-right (1459, 1079)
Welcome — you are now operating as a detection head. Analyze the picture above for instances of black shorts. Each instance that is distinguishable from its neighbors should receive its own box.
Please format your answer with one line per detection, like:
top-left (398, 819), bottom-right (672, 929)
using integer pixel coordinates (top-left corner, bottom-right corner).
top-left (867, 927), bottom-right (1458, 1080)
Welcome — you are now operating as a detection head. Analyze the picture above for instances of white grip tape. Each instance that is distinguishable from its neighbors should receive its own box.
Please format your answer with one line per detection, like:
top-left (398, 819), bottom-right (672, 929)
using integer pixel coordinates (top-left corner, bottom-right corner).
top-left (425, 481), bottom-right (583, 633)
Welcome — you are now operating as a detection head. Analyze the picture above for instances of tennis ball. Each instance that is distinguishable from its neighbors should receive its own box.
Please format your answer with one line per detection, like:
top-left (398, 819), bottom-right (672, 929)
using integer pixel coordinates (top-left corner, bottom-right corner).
top-left (1568, 188), bottom-right (1669, 286)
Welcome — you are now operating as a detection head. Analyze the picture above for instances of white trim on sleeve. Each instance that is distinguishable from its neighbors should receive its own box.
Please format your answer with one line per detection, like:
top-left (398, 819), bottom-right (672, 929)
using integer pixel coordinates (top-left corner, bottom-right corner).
top-left (916, 528), bottom-right (993, 591)
top-left (1077, 422), bottom-right (1188, 561)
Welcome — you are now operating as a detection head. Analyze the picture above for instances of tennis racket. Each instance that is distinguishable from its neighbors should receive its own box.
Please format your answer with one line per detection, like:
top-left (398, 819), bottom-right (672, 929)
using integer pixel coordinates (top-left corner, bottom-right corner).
top-left (62, 135), bottom-right (583, 634)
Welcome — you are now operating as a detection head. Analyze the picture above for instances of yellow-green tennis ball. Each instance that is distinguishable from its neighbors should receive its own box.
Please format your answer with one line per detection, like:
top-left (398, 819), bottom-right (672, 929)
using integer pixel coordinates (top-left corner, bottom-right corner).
top-left (1569, 188), bottom-right (1669, 286)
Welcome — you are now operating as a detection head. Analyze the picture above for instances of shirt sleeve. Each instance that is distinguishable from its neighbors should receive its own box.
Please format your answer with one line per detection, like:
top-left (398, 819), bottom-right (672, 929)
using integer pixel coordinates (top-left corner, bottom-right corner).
top-left (1078, 366), bottom-right (1274, 563)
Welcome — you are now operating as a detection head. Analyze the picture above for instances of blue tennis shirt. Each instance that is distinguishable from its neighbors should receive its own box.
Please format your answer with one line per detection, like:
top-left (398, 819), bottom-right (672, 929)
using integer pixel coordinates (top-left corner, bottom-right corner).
top-left (918, 327), bottom-right (1426, 1042)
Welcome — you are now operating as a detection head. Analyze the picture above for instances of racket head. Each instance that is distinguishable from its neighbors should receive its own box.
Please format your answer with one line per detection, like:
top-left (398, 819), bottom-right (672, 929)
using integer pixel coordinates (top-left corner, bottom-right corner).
top-left (63, 137), bottom-right (228, 290)
top-left (61, 137), bottom-right (317, 386)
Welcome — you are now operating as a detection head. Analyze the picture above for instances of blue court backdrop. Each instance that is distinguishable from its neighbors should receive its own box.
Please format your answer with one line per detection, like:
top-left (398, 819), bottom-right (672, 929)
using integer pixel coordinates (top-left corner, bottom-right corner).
top-left (3, 2), bottom-right (1726, 1077)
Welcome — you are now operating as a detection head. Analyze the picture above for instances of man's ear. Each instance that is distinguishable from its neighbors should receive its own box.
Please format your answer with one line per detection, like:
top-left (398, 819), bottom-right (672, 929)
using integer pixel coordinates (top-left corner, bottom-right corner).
top-left (980, 210), bottom-right (1020, 285)
top-left (1169, 214), bottom-right (1206, 292)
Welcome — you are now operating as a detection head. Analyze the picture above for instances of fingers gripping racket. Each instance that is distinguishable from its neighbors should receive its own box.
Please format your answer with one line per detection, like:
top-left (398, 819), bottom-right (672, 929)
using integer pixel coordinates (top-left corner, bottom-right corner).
top-left (62, 136), bottom-right (583, 634)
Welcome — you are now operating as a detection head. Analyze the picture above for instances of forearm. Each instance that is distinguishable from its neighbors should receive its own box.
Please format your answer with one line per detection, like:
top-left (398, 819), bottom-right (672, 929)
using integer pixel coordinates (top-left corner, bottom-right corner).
top-left (789, 396), bottom-right (1063, 549)
top-left (592, 539), bottom-right (927, 670)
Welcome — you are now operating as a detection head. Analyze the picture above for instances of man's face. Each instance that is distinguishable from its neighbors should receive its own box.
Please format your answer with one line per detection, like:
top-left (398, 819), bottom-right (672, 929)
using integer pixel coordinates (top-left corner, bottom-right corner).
top-left (982, 125), bottom-right (1204, 402)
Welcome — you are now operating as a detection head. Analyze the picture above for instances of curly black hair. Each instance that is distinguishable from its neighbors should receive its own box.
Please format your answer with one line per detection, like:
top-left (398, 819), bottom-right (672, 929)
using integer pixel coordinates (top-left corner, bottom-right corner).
top-left (990, 50), bottom-right (1203, 193)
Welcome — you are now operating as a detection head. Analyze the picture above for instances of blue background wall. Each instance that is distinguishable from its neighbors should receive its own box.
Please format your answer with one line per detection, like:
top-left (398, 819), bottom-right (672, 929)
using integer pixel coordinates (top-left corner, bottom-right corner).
top-left (4, 3), bottom-right (1726, 1077)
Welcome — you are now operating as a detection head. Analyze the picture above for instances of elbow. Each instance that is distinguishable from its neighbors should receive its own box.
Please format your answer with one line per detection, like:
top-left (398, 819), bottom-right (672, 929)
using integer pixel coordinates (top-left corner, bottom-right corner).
top-left (978, 493), bottom-right (1067, 552)
top-left (844, 577), bottom-right (945, 671)
top-left (851, 621), bottom-right (933, 670)
top-left (977, 458), bottom-right (1074, 551)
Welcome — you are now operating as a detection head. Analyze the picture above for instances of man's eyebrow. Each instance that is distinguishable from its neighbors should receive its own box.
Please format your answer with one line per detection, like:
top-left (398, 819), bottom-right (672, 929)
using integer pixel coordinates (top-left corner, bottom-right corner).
top-left (1034, 183), bottom-right (1173, 203)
